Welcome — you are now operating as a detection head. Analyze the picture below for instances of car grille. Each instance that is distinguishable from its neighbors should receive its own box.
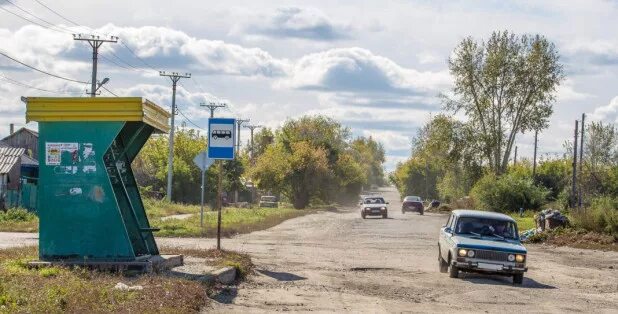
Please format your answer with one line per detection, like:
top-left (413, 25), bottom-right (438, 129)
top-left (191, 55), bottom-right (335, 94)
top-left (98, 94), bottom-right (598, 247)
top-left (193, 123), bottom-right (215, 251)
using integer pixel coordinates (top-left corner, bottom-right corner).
top-left (474, 250), bottom-right (510, 262)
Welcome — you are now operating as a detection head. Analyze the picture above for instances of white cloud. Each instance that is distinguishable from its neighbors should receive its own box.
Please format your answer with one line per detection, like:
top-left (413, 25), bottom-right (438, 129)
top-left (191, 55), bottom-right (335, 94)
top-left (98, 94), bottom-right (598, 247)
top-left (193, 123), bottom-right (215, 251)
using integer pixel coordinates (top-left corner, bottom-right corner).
top-left (278, 47), bottom-right (451, 94)
top-left (556, 78), bottom-right (591, 102)
top-left (231, 7), bottom-right (352, 41)
top-left (589, 96), bottom-right (618, 123)
top-left (97, 24), bottom-right (289, 77)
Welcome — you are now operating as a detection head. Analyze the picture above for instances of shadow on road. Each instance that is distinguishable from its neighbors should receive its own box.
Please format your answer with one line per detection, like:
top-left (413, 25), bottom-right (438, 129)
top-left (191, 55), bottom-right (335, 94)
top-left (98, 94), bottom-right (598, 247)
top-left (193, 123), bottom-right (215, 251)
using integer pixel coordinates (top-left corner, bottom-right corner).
top-left (257, 269), bottom-right (307, 281)
top-left (210, 287), bottom-right (238, 304)
top-left (461, 273), bottom-right (556, 289)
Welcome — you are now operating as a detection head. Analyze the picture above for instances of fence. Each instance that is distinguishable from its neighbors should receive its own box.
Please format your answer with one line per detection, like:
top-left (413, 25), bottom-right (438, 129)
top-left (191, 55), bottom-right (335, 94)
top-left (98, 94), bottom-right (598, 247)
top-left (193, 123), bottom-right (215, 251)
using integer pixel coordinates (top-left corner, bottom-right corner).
top-left (0, 181), bottom-right (37, 212)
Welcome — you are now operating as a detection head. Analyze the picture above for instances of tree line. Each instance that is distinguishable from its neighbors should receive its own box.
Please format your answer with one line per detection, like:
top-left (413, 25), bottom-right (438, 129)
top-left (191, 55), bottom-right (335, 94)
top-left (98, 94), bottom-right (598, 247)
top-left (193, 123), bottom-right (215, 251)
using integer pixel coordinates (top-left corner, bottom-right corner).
top-left (391, 31), bottom-right (616, 237)
top-left (133, 116), bottom-right (386, 209)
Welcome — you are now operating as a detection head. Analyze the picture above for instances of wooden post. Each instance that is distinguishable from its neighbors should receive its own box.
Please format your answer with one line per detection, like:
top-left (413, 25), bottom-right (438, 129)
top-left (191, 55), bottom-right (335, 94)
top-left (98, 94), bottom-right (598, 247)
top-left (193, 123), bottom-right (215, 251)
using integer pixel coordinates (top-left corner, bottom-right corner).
top-left (217, 160), bottom-right (223, 250)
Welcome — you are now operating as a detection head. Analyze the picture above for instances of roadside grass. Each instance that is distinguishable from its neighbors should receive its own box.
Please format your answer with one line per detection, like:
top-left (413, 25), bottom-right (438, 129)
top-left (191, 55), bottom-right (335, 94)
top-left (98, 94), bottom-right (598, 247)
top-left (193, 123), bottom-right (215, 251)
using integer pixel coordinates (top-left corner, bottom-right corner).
top-left (151, 206), bottom-right (319, 237)
top-left (0, 208), bottom-right (38, 233)
top-left (161, 247), bottom-right (254, 279)
top-left (0, 246), bottom-right (208, 313)
top-left (143, 198), bottom-right (201, 220)
top-left (510, 211), bottom-right (536, 231)
top-left (0, 200), bottom-right (324, 237)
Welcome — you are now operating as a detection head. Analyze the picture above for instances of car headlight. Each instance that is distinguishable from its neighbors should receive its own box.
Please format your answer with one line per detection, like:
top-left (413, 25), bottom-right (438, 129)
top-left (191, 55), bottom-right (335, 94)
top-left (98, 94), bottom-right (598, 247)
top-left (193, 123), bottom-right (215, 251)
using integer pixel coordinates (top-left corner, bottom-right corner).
top-left (364, 207), bottom-right (370, 210)
top-left (458, 249), bottom-right (467, 257)
top-left (467, 250), bottom-right (475, 258)
top-left (381, 207), bottom-right (386, 210)
top-left (507, 254), bottom-right (515, 262)
top-left (515, 254), bottom-right (526, 263)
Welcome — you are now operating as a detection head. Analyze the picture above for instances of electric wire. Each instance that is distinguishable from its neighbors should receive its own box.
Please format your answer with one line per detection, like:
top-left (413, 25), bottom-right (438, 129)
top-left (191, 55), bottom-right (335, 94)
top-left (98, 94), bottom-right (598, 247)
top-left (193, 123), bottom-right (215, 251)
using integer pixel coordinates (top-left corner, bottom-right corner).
top-left (0, 5), bottom-right (67, 33)
top-left (100, 85), bottom-right (119, 97)
top-left (4, 0), bottom-right (75, 33)
top-left (32, 0), bottom-right (82, 27)
top-left (2, 0), bottom-right (215, 105)
top-left (0, 51), bottom-right (89, 84)
top-left (0, 72), bottom-right (84, 94)
top-left (177, 108), bottom-right (206, 130)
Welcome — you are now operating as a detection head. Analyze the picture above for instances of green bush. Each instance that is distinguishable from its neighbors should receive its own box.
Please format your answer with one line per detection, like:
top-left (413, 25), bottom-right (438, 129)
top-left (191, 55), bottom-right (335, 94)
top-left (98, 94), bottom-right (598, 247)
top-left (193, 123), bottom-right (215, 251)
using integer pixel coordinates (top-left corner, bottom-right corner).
top-left (571, 196), bottom-right (618, 237)
top-left (471, 172), bottom-right (549, 213)
top-left (0, 208), bottom-right (37, 222)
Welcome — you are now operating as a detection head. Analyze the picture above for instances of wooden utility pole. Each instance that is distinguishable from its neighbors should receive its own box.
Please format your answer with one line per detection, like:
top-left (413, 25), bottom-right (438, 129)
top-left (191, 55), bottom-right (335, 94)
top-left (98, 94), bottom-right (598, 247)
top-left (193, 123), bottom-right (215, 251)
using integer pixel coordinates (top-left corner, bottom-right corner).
top-left (571, 120), bottom-right (579, 207)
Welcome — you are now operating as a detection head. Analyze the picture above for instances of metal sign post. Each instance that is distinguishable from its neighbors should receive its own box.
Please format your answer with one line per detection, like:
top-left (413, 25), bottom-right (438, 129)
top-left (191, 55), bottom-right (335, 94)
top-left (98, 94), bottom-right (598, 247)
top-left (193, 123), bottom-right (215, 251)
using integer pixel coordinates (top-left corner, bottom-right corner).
top-left (208, 118), bottom-right (236, 250)
top-left (193, 151), bottom-right (214, 236)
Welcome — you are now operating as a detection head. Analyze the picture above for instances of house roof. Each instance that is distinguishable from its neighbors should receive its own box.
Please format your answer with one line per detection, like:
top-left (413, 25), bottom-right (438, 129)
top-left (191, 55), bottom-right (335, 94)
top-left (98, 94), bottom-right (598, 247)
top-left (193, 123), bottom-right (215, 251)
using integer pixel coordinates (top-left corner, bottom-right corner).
top-left (0, 147), bottom-right (25, 174)
top-left (1, 127), bottom-right (38, 142)
top-left (20, 154), bottom-right (38, 166)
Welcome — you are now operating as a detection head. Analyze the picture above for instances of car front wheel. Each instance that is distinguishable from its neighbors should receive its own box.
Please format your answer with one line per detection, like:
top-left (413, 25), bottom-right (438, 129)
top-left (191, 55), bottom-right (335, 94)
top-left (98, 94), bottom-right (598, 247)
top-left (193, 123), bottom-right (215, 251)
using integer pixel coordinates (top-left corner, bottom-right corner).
top-left (513, 273), bottom-right (524, 285)
top-left (448, 258), bottom-right (459, 278)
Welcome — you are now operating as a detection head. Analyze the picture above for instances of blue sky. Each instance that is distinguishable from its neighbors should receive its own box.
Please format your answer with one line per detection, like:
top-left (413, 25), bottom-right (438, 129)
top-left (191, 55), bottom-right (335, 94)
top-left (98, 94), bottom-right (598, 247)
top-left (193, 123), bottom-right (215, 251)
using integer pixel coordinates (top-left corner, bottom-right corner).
top-left (1, 0), bottom-right (617, 171)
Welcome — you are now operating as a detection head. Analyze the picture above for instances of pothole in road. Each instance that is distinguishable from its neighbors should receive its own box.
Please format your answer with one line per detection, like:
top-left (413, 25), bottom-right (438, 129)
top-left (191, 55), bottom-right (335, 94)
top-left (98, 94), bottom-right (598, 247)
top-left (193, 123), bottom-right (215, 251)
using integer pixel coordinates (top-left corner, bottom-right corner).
top-left (349, 267), bottom-right (396, 272)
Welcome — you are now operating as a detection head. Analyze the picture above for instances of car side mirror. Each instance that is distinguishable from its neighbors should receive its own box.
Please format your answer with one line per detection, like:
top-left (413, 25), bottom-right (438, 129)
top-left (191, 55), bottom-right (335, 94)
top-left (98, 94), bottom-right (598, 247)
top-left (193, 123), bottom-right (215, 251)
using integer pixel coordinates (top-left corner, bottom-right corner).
top-left (444, 227), bottom-right (453, 234)
top-left (386, 202), bottom-right (390, 204)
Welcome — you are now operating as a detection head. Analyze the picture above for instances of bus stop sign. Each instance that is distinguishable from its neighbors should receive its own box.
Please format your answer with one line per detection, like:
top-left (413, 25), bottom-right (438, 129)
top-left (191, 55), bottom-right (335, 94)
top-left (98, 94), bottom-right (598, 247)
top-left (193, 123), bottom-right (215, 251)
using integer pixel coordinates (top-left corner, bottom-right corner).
top-left (208, 118), bottom-right (235, 160)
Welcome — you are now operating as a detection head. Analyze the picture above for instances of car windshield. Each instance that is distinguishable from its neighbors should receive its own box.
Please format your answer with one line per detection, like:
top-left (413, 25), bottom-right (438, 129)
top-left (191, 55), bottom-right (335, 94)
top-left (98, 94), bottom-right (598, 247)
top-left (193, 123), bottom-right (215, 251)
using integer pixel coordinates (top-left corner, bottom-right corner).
top-left (455, 217), bottom-right (518, 239)
top-left (405, 196), bottom-right (421, 202)
top-left (364, 197), bottom-right (385, 204)
top-left (261, 196), bottom-right (276, 202)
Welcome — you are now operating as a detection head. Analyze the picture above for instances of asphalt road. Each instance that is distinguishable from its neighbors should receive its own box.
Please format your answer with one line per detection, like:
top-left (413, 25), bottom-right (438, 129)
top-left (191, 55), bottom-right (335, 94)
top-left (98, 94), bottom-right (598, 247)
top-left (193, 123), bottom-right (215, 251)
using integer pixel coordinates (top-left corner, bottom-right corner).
top-left (1, 186), bottom-right (616, 313)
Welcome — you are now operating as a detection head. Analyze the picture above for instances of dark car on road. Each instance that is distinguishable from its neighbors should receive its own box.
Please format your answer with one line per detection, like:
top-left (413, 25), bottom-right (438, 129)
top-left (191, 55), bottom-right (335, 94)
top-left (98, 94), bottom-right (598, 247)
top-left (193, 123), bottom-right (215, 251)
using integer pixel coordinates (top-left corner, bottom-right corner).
top-left (360, 196), bottom-right (389, 219)
top-left (402, 195), bottom-right (424, 215)
top-left (438, 210), bottom-right (528, 284)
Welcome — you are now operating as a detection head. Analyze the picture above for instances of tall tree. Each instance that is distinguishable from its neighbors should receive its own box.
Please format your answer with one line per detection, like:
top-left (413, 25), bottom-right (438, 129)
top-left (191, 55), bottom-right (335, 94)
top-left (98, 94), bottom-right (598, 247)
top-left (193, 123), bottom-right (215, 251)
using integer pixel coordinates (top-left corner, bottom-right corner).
top-left (444, 31), bottom-right (564, 174)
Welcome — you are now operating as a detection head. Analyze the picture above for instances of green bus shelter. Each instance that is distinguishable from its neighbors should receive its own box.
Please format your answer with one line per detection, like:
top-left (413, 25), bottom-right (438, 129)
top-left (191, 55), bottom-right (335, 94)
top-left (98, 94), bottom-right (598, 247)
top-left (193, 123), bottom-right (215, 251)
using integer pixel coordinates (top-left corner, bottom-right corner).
top-left (26, 97), bottom-right (170, 263)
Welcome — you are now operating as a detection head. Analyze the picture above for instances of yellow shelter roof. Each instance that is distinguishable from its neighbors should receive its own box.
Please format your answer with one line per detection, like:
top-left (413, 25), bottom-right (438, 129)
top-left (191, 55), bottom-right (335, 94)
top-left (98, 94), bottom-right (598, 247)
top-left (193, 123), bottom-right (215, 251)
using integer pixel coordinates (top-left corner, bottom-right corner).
top-left (25, 97), bottom-right (171, 133)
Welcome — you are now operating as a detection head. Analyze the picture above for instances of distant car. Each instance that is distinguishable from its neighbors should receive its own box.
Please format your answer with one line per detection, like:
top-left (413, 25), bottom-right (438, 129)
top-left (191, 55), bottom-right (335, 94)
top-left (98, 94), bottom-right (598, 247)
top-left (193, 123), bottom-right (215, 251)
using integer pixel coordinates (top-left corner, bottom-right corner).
top-left (360, 196), bottom-right (389, 219)
top-left (438, 210), bottom-right (528, 284)
top-left (402, 196), bottom-right (424, 215)
top-left (259, 196), bottom-right (278, 208)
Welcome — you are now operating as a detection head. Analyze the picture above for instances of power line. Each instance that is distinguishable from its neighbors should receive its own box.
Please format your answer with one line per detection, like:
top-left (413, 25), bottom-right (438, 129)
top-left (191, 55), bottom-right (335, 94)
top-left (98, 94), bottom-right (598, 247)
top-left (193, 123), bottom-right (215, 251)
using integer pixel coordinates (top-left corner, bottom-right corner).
top-left (0, 72), bottom-right (84, 94)
top-left (119, 41), bottom-right (159, 72)
top-left (0, 5), bottom-right (67, 33)
top-left (178, 108), bottom-right (205, 130)
top-left (4, 0), bottom-right (74, 33)
top-left (100, 85), bottom-right (118, 97)
top-left (0, 51), bottom-right (88, 84)
top-left (32, 0), bottom-right (82, 27)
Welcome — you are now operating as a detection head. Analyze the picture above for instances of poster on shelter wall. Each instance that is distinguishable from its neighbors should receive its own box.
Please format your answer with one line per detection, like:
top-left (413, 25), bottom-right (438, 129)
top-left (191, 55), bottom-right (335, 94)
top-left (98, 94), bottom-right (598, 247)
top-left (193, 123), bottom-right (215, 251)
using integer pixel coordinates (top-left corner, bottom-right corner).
top-left (45, 142), bottom-right (78, 166)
